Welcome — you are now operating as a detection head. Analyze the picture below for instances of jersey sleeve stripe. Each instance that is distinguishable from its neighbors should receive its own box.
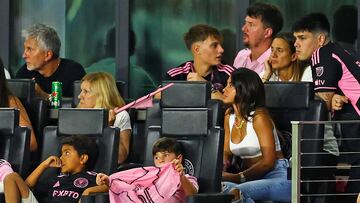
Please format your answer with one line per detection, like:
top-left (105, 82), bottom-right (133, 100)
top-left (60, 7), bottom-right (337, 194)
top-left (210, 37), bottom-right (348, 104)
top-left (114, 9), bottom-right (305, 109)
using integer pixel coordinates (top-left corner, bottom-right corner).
top-left (167, 62), bottom-right (192, 77)
top-left (314, 86), bottom-right (337, 90)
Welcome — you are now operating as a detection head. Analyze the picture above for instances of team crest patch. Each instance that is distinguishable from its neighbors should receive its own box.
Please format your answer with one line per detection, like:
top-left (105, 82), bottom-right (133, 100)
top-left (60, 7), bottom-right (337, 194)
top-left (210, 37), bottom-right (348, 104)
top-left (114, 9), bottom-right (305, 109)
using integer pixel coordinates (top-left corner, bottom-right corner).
top-left (73, 177), bottom-right (89, 188)
top-left (315, 66), bottom-right (324, 77)
top-left (184, 159), bottom-right (194, 176)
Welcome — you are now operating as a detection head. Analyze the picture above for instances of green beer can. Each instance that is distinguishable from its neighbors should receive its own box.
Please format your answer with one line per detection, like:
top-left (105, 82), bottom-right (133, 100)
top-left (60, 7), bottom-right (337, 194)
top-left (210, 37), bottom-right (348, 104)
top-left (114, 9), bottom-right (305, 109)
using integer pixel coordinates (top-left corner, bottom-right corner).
top-left (51, 81), bottom-right (62, 109)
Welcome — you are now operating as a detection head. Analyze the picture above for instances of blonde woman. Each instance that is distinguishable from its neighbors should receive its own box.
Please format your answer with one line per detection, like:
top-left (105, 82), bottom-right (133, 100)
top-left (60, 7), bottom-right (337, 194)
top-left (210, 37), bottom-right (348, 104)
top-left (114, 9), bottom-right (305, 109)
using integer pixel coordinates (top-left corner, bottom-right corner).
top-left (78, 72), bottom-right (131, 164)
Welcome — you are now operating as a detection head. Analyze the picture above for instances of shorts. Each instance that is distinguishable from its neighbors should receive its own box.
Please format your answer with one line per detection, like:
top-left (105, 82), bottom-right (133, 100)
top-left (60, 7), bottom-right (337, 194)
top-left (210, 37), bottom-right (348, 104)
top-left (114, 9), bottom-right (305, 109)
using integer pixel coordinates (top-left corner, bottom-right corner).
top-left (21, 190), bottom-right (39, 203)
top-left (0, 181), bottom-right (3, 193)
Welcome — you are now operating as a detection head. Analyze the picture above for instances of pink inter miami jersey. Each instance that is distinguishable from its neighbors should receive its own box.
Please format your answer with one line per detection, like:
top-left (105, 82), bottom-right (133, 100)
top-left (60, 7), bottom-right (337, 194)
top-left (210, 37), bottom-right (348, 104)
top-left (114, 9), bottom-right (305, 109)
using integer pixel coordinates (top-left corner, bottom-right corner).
top-left (109, 163), bottom-right (181, 203)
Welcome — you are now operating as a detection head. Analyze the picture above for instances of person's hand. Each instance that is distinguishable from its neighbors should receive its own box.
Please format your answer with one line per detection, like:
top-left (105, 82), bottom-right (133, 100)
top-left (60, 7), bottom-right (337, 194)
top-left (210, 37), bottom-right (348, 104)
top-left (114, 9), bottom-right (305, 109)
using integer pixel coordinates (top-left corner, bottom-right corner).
top-left (32, 77), bottom-right (50, 100)
top-left (108, 109), bottom-right (116, 126)
top-left (222, 171), bottom-right (232, 179)
top-left (187, 72), bottom-right (206, 82)
top-left (331, 94), bottom-right (348, 111)
top-left (262, 59), bottom-right (273, 82)
top-left (222, 171), bottom-right (240, 183)
top-left (42, 156), bottom-right (62, 168)
top-left (96, 173), bottom-right (109, 186)
top-left (82, 188), bottom-right (91, 196)
top-left (172, 159), bottom-right (185, 176)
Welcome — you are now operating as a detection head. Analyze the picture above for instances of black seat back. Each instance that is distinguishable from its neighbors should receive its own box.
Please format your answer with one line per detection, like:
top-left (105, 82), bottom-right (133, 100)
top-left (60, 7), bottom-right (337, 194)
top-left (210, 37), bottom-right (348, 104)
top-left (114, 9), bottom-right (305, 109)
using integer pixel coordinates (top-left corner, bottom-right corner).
top-left (40, 108), bottom-right (119, 181)
top-left (143, 82), bottom-right (224, 193)
top-left (265, 82), bottom-right (329, 166)
top-left (0, 108), bottom-right (30, 176)
top-left (7, 79), bottom-right (35, 105)
top-left (7, 79), bottom-right (48, 154)
top-left (265, 82), bottom-right (333, 202)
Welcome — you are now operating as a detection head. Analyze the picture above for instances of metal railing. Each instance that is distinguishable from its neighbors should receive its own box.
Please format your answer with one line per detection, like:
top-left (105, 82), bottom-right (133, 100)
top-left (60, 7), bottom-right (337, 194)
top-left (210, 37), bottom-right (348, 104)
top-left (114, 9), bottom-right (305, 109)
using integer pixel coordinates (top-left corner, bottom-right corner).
top-left (291, 120), bottom-right (360, 203)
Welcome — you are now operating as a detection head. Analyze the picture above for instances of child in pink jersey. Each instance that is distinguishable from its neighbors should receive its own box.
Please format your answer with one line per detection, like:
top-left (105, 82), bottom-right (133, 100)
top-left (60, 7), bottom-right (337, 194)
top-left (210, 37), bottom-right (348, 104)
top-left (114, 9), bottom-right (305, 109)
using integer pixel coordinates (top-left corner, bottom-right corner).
top-left (96, 137), bottom-right (199, 203)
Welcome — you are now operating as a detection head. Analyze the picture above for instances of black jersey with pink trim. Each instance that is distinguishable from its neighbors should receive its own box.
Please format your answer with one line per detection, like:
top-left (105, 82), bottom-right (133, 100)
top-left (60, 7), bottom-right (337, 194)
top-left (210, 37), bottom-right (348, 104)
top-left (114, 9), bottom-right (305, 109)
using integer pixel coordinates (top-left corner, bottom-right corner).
top-left (165, 61), bottom-right (235, 92)
top-left (36, 171), bottom-right (97, 203)
top-left (311, 42), bottom-right (360, 116)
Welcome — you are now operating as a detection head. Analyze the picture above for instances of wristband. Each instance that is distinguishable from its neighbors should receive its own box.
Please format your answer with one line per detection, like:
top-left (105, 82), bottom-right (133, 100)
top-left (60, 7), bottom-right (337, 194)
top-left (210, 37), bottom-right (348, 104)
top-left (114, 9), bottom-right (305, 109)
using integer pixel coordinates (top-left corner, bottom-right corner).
top-left (239, 172), bottom-right (247, 183)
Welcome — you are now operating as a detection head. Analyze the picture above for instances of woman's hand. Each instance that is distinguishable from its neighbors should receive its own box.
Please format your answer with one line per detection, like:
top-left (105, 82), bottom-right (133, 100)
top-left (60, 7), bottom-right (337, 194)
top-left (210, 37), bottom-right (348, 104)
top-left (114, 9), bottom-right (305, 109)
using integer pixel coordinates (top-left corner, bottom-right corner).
top-left (262, 59), bottom-right (273, 82)
top-left (222, 171), bottom-right (241, 183)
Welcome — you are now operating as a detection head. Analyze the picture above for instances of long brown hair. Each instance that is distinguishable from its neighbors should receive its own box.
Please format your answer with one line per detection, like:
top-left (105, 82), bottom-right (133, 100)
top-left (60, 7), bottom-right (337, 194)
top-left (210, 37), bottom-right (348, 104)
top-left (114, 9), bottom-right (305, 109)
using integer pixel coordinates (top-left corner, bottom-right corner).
top-left (274, 32), bottom-right (306, 81)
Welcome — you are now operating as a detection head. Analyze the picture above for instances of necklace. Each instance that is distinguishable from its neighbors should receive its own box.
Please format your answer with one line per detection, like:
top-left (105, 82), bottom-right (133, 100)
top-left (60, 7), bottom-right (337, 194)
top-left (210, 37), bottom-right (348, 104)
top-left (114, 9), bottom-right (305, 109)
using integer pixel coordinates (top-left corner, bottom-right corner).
top-left (234, 116), bottom-right (245, 129)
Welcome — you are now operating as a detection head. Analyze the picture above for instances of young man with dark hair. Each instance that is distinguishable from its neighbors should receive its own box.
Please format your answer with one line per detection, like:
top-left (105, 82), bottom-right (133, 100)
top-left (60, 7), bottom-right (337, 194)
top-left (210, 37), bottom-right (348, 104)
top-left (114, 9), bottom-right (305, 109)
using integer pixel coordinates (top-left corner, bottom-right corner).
top-left (2, 135), bottom-right (105, 203)
top-left (293, 12), bottom-right (360, 201)
top-left (233, 2), bottom-right (283, 78)
top-left (163, 24), bottom-right (234, 100)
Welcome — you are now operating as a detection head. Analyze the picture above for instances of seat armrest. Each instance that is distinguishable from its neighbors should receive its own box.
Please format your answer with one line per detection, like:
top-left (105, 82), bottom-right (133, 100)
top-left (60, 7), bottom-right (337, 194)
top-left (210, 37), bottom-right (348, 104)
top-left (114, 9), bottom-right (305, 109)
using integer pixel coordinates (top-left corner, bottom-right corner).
top-left (81, 192), bottom-right (233, 203)
top-left (81, 193), bottom-right (109, 203)
top-left (117, 163), bottom-right (143, 171)
top-left (186, 193), bottom-right (234, 203)
top-left (0, 193), bottom-right (4, 203)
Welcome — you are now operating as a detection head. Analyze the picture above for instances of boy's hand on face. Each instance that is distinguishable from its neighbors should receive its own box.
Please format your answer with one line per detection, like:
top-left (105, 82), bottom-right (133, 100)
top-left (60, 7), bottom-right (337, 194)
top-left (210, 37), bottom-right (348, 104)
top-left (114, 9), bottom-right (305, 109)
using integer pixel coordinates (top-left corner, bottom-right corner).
top-left (43, 156), bottom-right (62, 168)
top-left (172, 159), bottom-right (185, 176)
top-left (96, 173), bottom-right (109, 186)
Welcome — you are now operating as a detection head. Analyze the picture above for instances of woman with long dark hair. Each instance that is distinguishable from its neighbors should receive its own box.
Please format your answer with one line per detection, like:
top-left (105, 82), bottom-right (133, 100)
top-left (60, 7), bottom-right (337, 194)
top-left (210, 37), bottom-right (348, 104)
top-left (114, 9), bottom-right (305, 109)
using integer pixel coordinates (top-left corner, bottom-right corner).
top-left (221, 68), bottom-right (290, 202)
top-left (0, 58), bottom-right (37, 152)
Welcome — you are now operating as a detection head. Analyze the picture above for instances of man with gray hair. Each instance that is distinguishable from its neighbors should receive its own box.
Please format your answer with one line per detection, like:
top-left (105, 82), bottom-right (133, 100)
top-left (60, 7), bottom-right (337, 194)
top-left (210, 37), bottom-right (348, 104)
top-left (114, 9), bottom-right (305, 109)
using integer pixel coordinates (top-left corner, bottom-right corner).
top-left (15, 24), bottom-right (85, 98)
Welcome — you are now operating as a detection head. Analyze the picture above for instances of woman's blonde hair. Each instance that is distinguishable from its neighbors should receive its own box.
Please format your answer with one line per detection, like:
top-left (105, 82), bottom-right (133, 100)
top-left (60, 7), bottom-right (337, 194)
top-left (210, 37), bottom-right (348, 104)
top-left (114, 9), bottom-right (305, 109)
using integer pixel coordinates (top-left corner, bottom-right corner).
top-left (81, 72), bottom-right (125, 109)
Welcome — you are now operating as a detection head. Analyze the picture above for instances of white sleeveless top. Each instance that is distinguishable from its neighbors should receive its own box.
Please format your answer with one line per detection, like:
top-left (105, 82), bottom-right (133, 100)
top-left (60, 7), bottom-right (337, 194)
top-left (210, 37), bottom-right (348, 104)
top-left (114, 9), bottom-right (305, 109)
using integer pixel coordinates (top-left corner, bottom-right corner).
top-left (229, 113), bottom-right (281, 159)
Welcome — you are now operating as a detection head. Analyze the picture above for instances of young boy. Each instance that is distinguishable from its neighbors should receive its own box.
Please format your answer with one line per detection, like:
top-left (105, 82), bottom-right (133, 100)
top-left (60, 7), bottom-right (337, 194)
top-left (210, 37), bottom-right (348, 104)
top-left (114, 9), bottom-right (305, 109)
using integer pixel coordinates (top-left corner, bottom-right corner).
top-left (96, 137), bottom-right (198, 203)
top-left (2, 135), bottom-right (101, 203)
